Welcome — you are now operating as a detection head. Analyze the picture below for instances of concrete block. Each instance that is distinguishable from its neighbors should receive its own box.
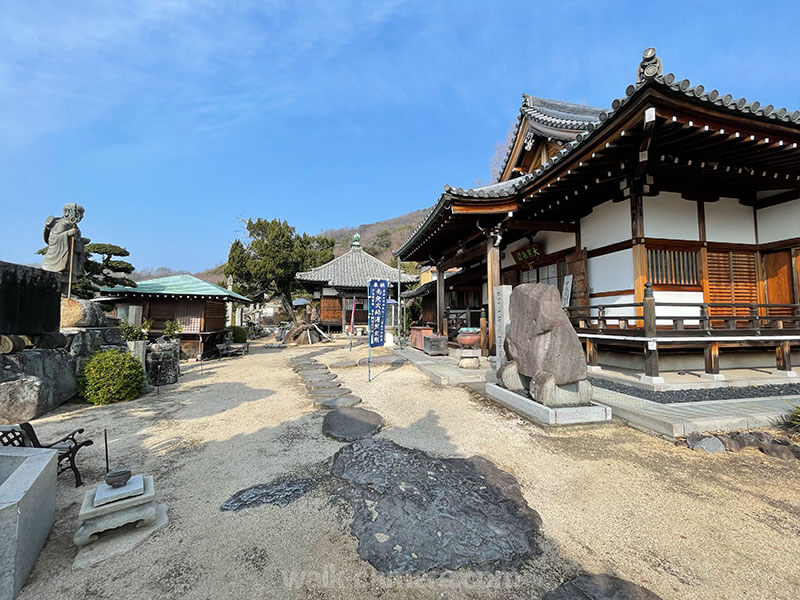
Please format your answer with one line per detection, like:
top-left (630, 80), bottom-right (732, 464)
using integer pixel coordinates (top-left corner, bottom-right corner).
top-left (700, 372), bottom-right (726, 381)
top-left (484, 384), bottom-right (612, 427)
top-left (639, 375), bottom-right (665, 385)
top-left (0, 447), bottom-right (57, 600)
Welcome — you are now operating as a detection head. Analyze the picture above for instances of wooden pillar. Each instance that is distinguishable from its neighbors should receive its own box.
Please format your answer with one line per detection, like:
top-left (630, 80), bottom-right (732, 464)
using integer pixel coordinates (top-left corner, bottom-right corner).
top-left (775, 321), bottom-right (793, 372)
top-left (585, 339), bottom-right (598, 366)
top-left (631, 194), bottom-right (647, 305)
top-left (341, 296), bottom-right (347, 332)
top-left (642, 282), bottom-right (661, 382)
top-left (436, 264), bottom-right (446, 336)
top-left (479, 307), bottom-right (488, 357)
top-left (486, 235), bottom-right (501, 356)
top-left (704, 341), bottom-right (720, 374)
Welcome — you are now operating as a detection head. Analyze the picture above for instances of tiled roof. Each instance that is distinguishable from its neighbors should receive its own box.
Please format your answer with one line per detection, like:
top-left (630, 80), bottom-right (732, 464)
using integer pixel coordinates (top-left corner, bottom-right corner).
top-left (496, 96), bottom-right (604, 182)
top-left (443, 177), bottom-right (531, 199)
top-left (296, 237), bottom-right (417, 289)
top-left (102, 274), bottom-right (252, 303)
top-left (396, 47), bottom-right (800, 261)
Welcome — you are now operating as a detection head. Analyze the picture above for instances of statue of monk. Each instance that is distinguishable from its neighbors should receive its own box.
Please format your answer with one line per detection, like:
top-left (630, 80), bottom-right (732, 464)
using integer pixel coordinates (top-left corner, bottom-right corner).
top-left (42, 203), bottom-right (90, 295)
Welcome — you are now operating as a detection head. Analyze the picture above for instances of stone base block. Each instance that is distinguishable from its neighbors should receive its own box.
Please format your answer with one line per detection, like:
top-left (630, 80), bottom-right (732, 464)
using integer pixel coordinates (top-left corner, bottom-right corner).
top-left (586, 365), bottom-right (602, 373)
top-left (485, 383), bottom-right (612, 426)
top-left (457, 357), bottom-right (480, 369)
top-left (531, 372), bottom-right (592, 407)
top-left (75, 476), bottom-right (156, 547)
top-left (771, 369), bottom-right (798, 378)
top-left (0, 447), bottom-right (57, 599)
top-left (639, 375), bottom-right (665, 385)
top-left (450, 348), bottom-right (481, 360)
top-left (73, 503), bottom-right (168, 569)
top-left (700, 372), bottom-right (726, 381)
top-left (497, 360), bottom-right (530, 393)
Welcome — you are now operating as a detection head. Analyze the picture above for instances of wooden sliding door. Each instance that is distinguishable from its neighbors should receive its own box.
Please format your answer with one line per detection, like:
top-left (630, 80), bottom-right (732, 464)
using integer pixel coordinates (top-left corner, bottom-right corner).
top-left (763, 250), bottom-right (794, 316)
top-left (706, 250), bottom-right (758, 318)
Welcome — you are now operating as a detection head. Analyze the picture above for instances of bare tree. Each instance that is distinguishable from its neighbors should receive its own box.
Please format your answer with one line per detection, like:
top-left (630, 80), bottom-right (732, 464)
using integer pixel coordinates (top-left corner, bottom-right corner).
top-left (489, 120), bottom-right (519, 182)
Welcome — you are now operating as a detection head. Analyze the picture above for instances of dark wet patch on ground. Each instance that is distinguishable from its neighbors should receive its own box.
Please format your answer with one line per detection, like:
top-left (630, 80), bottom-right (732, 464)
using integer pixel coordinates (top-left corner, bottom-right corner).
top-left (221, 477), bottom-right (318, 511)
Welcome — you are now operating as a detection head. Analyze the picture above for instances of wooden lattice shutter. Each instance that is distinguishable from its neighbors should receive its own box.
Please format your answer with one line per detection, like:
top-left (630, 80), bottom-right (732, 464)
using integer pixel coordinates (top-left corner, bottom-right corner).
top-left (706, 251), bottom-right (757, 318)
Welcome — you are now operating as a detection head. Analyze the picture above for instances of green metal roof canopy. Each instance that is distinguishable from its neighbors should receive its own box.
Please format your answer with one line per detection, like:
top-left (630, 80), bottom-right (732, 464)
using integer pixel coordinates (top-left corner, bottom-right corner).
top-left (102, 274), bottom-right (252, 303)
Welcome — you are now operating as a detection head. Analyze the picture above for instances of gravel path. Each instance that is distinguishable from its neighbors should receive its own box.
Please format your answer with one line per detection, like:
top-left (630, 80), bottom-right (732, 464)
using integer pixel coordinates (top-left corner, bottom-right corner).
top-left (18, 340), bottom-right (800, 600)
top-left (591, 376), bottom-right (800, 403)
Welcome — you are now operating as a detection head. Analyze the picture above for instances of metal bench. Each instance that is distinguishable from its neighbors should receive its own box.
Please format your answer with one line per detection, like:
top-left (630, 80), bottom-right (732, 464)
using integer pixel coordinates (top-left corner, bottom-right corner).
top-left (0, 423), bottom-right (94, 487)
top-left (215, 342), bottom-right (245, 359)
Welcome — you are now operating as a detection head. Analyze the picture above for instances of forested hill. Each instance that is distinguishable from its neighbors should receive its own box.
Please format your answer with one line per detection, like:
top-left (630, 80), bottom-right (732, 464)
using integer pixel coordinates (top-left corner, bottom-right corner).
top-left (320, 207), bottom-right (430, 263)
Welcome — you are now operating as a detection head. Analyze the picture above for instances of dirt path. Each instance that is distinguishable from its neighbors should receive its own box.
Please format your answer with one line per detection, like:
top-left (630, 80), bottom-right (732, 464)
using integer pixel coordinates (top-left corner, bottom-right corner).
top-left (19, 341), bottom-right (800, 600)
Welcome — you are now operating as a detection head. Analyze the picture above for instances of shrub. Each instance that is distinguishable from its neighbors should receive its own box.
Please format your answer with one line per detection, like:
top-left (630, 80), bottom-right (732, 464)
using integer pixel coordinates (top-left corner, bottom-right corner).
top-left (163, 320), bottom-right (182, 339)
top-left (78, 349), bottom-right (145, 405)
top-left (784, 401), bottom-right (800, 431)
top-left (119, 320), bottom-right (146, 341)
top-left (230, 325), bottom-right (248, 343)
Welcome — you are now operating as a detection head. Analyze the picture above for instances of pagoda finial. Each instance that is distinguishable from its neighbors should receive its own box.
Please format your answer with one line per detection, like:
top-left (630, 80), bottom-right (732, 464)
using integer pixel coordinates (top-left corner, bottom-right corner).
top-left (351, 233), bottom-right (361, 248)
top-left (637, 47), bottom-right (662, 82)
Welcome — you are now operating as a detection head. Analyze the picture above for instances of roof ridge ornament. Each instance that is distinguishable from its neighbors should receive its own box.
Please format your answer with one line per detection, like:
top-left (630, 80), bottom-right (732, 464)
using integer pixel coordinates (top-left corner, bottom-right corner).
top-left (351, 233), bottom-right (362, 248)
top-left (637, 47), bottom-right (662, 82)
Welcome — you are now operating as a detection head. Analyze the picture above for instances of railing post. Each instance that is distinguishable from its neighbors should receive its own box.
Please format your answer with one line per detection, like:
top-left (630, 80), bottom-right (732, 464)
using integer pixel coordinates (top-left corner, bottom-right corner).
top-left (701, 304), bottom-right (710, 331)
top-left (597, 306), bottom-right (605, 332)
top-left (443, 305), bottom-right (450, 339)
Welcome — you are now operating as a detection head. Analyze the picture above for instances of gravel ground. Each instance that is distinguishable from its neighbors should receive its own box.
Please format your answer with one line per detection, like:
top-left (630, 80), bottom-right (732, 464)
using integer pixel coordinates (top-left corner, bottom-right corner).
top-left (17, 340), bottom-right (800, 600)
top-left (591, 376), bottom-right (800, 404)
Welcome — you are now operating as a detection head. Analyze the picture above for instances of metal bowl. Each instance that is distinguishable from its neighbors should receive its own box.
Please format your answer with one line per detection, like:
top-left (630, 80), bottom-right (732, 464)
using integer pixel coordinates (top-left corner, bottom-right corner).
top-left (105, 468), bottom-right (132, 488)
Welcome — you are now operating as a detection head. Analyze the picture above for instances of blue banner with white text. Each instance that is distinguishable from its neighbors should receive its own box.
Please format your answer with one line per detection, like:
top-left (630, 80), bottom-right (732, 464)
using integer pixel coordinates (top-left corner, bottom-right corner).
top-left (368, 279), bottom-right (388, 348)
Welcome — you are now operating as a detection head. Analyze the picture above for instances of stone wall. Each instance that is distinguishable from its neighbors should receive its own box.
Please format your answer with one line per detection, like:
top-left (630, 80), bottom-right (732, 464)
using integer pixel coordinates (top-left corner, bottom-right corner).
top-left (147, 340), bottom-right (180, 386)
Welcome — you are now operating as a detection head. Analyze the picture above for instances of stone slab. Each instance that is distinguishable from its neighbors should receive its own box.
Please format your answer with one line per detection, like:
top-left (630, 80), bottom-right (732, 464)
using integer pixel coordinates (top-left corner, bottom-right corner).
top-left (322, 408), bottom-right (383, 442)
top-left (308, 387), bottom-right (351, 399)
top-left (450, 348), bottom-right (481, 360)
top-left (93, 474), bottom-right (144, 507)
top-left (306, 380), bottom-right (342, 391)
top-left (0, 447), bottom-right (57, 600)
top-left (543, 574), bottom-right (662, 600)
top-left (72, 503), bottom-right (168, 569)
top-left (484, 384), bottom-right (612, 426)
top-left (314, 395), bottom-right (362, 408)
top-left (79, 476), bottom-right (154, 520)
top-left (300, 373), bottom-right (338, 383)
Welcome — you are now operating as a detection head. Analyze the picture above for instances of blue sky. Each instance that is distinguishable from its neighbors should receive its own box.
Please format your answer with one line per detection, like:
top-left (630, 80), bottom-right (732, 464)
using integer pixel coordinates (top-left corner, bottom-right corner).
top-left (2, 1), bottom-right (799, 272)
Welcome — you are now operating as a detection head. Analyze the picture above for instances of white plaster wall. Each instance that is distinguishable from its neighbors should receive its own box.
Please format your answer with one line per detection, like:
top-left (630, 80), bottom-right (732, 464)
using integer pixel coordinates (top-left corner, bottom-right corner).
top-left (653, 290), bottom-right (703, 326)
top-left (580, 199), bottom-right (631, 250)
top-left (705, 197), bottom-right (755, 244)
top-left (533, 230), bottom-right (575, 254)
top-left (500, 238), bottom-right (530, 270)
top-left (587, 249), bottom-right (633, 294)
top-left (757, 199), bottom-right (800, 244)
top-left (643, 192), bottom-right (699, 240)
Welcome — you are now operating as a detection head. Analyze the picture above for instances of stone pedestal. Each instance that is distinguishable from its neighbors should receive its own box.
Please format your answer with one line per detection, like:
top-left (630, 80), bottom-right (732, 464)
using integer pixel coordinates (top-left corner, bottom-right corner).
top-left (74, 475), bottom-right (156, 546)
top-left (454, 348), bottom-right (481, 369)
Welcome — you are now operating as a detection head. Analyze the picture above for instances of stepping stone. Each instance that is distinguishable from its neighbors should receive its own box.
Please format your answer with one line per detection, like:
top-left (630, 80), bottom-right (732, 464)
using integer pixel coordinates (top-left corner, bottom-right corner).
top-left (357, 356), bottom-right (407, 367)
top-left (297, 369), bottom-right (330, 379)
top-left (308, 387), bottom-right (351, 399)
top-left (289, 357), bottom-right (316, 366)
top-left (314, 395), bottom-right (362, 409)
top-left (300, 373), bottom-right (338, 383)
top-left (330, 360), bottom-right (358, 369)
top-left (322, 408), bottom-right (383, 442)
top-left (220, 477), bottom-right (317, 512)
top-left (293, 363), bottom-right (321, 372)
top-left (306, 379), bottom-right (342, 389)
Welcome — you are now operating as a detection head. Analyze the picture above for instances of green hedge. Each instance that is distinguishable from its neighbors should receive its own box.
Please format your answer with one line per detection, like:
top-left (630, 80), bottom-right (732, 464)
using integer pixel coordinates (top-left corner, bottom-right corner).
top-left (230, 325), bottom-right (248, 343)
top-left (78, 349), bottom-right (145, 406)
